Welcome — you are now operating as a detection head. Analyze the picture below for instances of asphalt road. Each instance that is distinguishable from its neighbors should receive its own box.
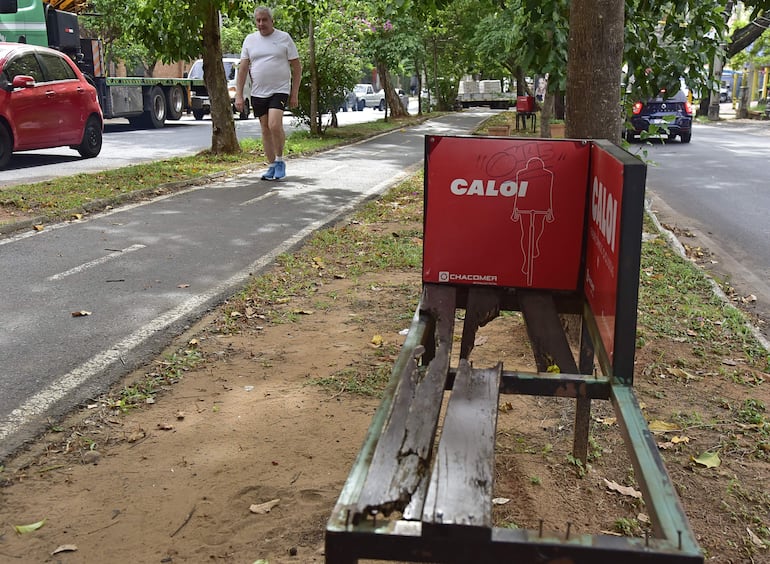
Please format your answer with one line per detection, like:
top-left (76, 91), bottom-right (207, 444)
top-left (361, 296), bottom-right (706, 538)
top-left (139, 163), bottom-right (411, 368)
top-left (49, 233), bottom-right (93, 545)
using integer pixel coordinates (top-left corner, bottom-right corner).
top-left (640, 118), bottom-right (770, 344)
top-left (0, 108), bottom-right (494, 461)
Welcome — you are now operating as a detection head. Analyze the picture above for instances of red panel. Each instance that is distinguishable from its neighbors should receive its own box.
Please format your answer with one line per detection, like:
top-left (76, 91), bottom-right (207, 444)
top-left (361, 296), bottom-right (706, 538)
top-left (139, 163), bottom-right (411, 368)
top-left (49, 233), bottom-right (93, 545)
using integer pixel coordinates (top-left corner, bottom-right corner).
top-left (423, 136), bottom-right (590, 290)
top-left (584, 144), bottom-right (624, 365)
top-left (516, 96), bottom-right (535, 112)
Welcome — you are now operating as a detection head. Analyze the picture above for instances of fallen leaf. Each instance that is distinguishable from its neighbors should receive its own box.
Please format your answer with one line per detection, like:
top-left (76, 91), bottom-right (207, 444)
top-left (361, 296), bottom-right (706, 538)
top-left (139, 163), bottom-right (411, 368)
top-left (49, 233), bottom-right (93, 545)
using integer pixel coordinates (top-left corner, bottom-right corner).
top-left (71, 310), bottom-right (92, 317)
top-left (638, 513), bottom-right (650, 524)
top-left (667, 367), bottom-right (697, 381)
top-left (71, 213), bottom-right (83, 220)
top-left (52, 544), bottom-right (78, 555)
top-left (596, 417), bottom-right (616, 426)
top-left (14, 519), bottom-right (46, 534)
top-left (33, 224), bottom-right (44, 231)
top-left (693, 451), bottom-right (721, 468)
top-left (127, 429), bottom-right (145, 442)
top-left (249, 498), bottom-right (280, 514)
top-left (648, 420), bottom-right (679, 433)
top-left (371, 334), bottom-right (383, 347)
top-left (492, 497), bottom-right (511, 505)
top-left (747, 527), bottom-right (766, 548)
top-left (603, 478), bottom-right (642, 499)
top-left (157, 423), bottom-right (174, 431)
top-left (474, 336), bottom-right (488, 346)
top-left (292, 309), bottom-right (313, 315)
top-left (721, 358), bottom-right (738, 366)
top-left (671, 435), bottom-right (690, 444)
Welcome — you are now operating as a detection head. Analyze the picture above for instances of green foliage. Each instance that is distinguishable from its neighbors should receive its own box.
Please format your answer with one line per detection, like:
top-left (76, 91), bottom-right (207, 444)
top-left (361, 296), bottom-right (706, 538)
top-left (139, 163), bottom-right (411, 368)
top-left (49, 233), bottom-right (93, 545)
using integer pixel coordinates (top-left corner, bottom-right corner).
top-left (623, 0), bottom-right (729, 100)
top-left (79, 0), bottom-right (159, 76)
top-left (129, 0), bottom-right (253, 63)
top-left (221, 14), bottom-right (253, 55)
top-left (294, 9), bottom-right (366, 127)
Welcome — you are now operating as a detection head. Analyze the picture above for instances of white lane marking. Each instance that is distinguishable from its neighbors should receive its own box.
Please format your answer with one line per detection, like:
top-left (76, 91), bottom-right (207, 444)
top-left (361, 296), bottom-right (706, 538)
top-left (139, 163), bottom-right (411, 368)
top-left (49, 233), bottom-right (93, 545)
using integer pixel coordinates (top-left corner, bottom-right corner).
top-left (240, 190), bottom-right (278, 206)
top-left (47, 244), bottom-right (146, 281)
top-left (325, 165), bottom-right (347, 175)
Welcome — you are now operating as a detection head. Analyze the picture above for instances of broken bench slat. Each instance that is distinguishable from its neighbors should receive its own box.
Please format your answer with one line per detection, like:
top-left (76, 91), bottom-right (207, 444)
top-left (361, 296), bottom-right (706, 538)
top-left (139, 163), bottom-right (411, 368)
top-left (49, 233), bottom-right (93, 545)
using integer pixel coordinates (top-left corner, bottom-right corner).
top-left (459, 287), bottom-right (502, 360)
top-left (421, 361), bottom-right (502, 537)
top-left (353, 284), bottom-right (457, 520)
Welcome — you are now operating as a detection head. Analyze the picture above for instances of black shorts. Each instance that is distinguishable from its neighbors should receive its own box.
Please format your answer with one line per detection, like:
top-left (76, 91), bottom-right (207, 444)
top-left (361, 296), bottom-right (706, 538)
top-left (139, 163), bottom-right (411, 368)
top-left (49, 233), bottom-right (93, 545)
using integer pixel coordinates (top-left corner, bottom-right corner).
top-left (251, 93), bottom-right (289, 118)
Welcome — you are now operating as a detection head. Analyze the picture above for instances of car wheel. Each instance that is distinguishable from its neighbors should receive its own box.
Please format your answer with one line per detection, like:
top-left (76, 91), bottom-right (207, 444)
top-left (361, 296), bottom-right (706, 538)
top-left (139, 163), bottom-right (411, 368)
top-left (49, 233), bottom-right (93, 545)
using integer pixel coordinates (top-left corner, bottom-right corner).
top-left (76, 115), bottom-right (103, 158)
top-left (358, 99), bottom-right (365, 111)
top-left (0, 124), bottom-right (12, 169)
top-left (192, 109), bottom-right (206, 120)
top-left (378, 99), bottom-right (385, 111)
top-left (165, 85), bottom-right (185, 121)
top-left (679, 130), bottom-right (692, 143)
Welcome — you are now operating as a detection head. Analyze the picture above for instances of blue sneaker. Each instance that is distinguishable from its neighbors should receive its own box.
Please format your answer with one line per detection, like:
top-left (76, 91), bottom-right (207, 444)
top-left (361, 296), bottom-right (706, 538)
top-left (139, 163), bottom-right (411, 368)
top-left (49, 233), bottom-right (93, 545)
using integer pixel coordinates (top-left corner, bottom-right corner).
top-left (273, 160), bottom-right (286, 180)
top-left (261, 162), bottom-right (277, 180)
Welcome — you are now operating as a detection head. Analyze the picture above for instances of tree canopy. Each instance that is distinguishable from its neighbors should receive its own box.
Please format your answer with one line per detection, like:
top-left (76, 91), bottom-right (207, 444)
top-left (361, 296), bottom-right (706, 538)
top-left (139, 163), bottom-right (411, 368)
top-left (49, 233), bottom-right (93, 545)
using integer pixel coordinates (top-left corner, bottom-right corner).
top-left (107, 0), bottom-right (770, 150)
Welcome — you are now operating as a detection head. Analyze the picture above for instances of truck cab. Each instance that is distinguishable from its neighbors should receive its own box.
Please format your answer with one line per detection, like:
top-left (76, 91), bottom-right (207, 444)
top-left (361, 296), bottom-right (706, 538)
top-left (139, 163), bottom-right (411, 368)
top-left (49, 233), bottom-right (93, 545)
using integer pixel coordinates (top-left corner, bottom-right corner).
top-left (187, 56), bottom-right (251, 120)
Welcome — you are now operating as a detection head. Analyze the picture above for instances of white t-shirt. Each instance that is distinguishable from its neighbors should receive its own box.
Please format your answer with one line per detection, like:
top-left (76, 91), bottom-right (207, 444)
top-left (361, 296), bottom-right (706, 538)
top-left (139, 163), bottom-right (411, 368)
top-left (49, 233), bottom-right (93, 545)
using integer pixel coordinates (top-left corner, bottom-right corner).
top-left (240, 29), bottom-right (299, 98)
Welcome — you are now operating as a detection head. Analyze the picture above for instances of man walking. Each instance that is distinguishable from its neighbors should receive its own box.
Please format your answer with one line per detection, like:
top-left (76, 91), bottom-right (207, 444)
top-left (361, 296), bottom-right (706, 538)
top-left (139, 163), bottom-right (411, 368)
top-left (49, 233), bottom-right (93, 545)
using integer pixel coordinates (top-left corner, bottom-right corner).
top-left (235, 6), bottom-right (301, 181)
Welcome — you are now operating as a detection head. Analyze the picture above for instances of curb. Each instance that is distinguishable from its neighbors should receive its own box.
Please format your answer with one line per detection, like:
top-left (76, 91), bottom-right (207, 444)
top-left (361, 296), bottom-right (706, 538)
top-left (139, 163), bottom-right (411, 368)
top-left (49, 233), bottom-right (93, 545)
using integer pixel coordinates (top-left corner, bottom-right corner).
top-left (645, 198), bottom-right (770, 354)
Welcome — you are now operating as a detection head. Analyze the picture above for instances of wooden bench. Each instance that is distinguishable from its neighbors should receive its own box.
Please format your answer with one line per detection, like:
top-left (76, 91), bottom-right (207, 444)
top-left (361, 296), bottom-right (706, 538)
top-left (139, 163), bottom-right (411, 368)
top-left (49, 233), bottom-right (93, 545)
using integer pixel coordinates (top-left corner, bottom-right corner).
top-left (325, 137), bottom-right (703, 563)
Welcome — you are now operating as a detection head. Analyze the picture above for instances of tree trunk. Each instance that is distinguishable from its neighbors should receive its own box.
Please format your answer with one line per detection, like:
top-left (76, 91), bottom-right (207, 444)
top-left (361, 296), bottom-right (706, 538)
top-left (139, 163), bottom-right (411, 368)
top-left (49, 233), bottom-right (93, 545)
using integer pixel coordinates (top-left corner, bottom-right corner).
top-left (565, 0), bottom-right (624, 144)
top-left (376, 61), bottom-right (408, 119)
top-left (540, 92), bottom-right (554, 137)
top-left (515, 66), bottom-right (528, 96)
top-left (202, 5), bottom-right (240, 154)
top-left (308, 17), bottom-right (319, 135)
top-left (737, 67), bottom-right (753, 118)
top-left (728, 15), bottom-right (769, 57)
top-left (707, 54), bottom-right (725, 121)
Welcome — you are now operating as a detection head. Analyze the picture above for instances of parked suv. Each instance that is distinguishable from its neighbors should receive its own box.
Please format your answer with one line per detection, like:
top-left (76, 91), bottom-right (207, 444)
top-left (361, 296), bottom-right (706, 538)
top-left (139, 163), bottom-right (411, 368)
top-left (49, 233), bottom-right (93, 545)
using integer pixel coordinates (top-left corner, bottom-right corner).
top-left (0, 42), bottom-right (103, 169)
top-left (625, 88), bottom-right (693, 143)
top-left (187, 56), bottom-right (251, 120)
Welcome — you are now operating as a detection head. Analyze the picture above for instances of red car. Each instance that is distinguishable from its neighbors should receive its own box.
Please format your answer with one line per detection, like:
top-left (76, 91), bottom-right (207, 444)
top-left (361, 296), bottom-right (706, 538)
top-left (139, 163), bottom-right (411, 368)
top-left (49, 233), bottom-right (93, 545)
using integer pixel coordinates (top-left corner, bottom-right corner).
top-left (0, 42), bottom-right (103, 169)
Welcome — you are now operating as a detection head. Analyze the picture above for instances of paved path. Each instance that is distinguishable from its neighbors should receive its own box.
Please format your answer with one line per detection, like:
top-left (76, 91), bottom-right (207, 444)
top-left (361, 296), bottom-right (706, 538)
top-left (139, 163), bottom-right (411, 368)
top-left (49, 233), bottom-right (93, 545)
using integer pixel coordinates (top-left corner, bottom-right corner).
top-left (0, 109), bottom-right (495, 461)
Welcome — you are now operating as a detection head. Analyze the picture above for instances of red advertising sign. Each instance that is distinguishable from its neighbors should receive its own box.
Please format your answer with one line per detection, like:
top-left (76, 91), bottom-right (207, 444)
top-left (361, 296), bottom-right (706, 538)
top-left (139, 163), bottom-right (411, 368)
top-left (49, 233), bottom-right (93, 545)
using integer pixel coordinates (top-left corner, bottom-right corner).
top-left (584, 144), bottom-right (624, 366)
top-left (423, 136), bottom-right (590, 290)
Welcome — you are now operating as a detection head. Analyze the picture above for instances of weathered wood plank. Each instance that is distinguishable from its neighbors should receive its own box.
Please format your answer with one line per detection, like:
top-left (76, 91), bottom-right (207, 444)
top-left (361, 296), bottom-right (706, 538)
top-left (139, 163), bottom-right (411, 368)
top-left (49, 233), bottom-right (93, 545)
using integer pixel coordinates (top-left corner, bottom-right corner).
top-left (459, 287), bottom-right (502, 360)
top-left (354, 284), bottom-right (457, 520)
top-left (518, 289), bottom-right (579, 374)
top-left (421, 361), bottom-right (502, 536)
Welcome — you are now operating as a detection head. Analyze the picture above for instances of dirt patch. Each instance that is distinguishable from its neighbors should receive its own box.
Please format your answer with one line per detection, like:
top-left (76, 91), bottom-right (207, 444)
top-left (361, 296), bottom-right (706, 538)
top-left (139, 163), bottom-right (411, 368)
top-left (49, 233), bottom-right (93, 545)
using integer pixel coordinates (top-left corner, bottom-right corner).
top-left (1, 211), bottom-right (769, 563)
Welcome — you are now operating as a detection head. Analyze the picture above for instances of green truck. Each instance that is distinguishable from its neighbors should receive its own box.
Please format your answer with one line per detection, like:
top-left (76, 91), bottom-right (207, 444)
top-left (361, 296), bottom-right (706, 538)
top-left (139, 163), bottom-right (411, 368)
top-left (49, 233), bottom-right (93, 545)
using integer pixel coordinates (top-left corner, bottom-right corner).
top-left (0, 0), bottom-right (203, 128)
